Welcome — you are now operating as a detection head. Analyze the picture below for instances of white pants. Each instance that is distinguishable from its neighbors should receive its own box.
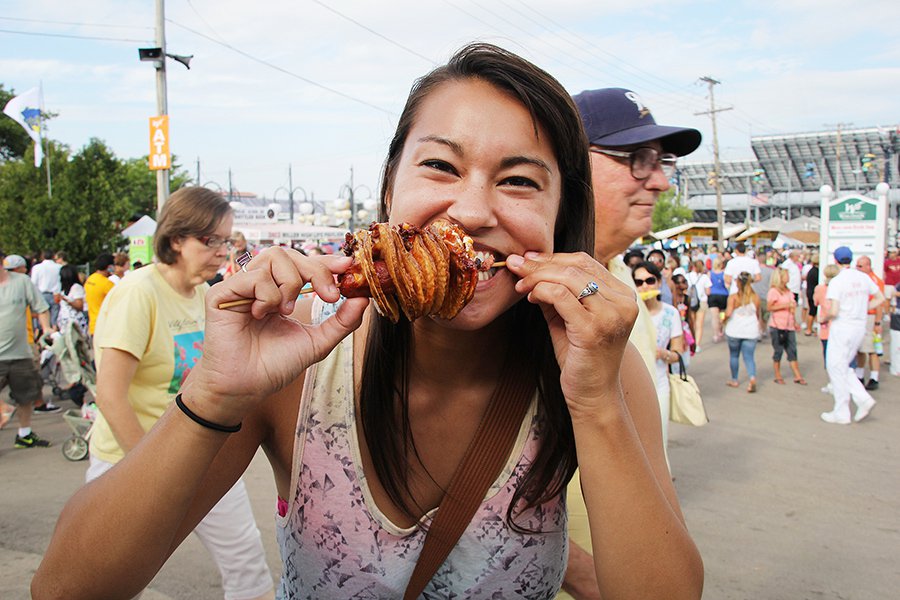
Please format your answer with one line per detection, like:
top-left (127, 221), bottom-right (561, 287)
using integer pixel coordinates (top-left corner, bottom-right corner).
top-left (891, 327), bottom-right (900, 376)
top-left (825, 323), bottom-right (873, 420)
top-left (87, 456), bottom-right (274, 600)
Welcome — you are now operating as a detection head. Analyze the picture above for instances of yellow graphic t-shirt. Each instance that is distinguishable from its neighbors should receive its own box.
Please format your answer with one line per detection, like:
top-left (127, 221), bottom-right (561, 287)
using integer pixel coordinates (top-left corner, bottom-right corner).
top-left (89, 265), bottom-right (207, 464)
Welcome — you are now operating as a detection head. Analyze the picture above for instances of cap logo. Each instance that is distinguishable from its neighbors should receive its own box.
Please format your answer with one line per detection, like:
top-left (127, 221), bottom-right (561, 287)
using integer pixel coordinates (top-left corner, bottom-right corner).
top-left (624, 91), bottom-right (651, 118)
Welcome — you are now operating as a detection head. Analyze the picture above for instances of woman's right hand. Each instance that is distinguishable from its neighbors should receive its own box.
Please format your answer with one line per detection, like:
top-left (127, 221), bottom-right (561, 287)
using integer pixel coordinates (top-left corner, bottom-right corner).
top-left (182, 247), bottom-right (368, 424)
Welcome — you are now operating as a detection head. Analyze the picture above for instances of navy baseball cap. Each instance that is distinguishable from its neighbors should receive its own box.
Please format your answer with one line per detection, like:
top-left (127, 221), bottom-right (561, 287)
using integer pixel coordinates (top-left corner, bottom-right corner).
top-left (833, 246), bottom-right (853, 264)
top-left (573, 88), bottom-right (702, 157)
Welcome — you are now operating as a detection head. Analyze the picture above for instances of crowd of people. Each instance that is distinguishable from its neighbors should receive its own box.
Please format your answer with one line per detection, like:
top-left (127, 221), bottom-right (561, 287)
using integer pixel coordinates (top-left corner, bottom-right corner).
top-left (0, 41), bottom-right (896, 600)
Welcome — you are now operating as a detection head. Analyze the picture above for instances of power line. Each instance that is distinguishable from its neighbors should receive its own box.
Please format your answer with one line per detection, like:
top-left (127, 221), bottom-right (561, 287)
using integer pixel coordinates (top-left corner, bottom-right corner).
top-left (166, 19), bottom-right (396, 116)
top-left (311, 0), bottom-right (436, 65)
top-left (0, 28), bottom-right (151, 43)
top-left (0, 16), bottom-right (151, 30)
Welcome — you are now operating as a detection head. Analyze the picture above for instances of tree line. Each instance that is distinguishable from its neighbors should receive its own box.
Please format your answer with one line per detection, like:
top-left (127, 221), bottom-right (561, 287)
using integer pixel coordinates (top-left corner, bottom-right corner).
top-left (0, 84), bottom-right (189, 266)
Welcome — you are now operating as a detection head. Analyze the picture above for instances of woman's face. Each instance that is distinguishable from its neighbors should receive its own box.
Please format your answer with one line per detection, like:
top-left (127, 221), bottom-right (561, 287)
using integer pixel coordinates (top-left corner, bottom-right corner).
top-left (172, 212), bottom-right (233, 281)
top-left (385, 79), bottom-right (562, 328)
top-left (633, 267), bottom-right (660, 292)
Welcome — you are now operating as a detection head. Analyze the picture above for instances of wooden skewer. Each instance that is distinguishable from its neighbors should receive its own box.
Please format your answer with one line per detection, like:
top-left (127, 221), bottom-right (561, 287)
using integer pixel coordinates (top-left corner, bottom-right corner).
top-left (216, 261), bottom-right (507, 310)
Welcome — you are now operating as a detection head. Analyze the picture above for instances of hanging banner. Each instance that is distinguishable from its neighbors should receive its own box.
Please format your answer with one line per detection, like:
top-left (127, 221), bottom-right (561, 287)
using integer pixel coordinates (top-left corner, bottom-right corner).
top-left (148, 115), bottom-right (170, 171)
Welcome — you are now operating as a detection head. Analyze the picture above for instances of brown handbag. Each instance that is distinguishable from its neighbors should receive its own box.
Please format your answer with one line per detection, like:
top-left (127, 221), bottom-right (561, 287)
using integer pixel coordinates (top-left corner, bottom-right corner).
top-left (403, 368), bottom-right (534, 600)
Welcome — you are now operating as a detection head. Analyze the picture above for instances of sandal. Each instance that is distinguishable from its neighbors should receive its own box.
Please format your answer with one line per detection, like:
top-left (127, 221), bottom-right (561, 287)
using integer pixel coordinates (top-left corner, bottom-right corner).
top-left (747, 381), bottom-right (757, 393)
top-left (794, 378), bottom-right (807, 385)
top-left (726, 381), bottom-right (739, 388)
top-left (774, 378), bottom-right (785, 385)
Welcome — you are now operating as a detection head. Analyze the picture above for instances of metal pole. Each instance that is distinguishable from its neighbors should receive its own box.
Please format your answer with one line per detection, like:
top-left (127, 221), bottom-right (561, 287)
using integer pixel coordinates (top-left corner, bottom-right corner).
top-left (348, 166), bottom-right (356, 232)
top-left (288, 164), bottom-right (295, 224)
top-left (154, 0), bottom-right (170, 212)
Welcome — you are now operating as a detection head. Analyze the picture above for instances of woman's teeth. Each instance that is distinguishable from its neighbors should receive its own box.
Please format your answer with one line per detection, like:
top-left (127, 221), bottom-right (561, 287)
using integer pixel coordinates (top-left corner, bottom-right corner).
top-left (474, 251), bottom-right (498, 282)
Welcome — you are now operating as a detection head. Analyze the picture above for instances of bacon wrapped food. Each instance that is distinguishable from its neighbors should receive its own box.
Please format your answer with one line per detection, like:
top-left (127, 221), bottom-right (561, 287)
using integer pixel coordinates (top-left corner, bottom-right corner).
top-left (337, 220), bottom-right (493, 322)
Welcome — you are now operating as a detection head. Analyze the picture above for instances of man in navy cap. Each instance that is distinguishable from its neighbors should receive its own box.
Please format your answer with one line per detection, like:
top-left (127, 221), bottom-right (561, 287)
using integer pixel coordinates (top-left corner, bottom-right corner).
top-left (820, 246), bottom-right (884, 424)
top-left (560, 89), bottom-right (701, 600)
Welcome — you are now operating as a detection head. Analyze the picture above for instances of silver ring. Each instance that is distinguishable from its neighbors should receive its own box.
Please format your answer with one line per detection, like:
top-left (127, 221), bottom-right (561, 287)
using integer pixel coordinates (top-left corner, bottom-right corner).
top-left (577, 280), bottom-right (600, 300)
top-left (236, 251), bottom-right (252, 273)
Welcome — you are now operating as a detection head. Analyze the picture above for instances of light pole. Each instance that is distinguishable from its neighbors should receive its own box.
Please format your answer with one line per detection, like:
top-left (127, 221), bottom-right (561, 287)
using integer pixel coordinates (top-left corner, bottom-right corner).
top-left (274, 180), bottom-right (309, 225)
top-left (336, 166), bottom-right (375, 231)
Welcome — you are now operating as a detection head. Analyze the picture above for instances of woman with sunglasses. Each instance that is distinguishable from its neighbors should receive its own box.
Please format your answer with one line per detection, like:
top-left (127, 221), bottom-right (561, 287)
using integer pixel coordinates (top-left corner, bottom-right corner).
top-left (633, 261), bottom-right (684, 455)
top-left (83, 187), bottom-right (275, 600)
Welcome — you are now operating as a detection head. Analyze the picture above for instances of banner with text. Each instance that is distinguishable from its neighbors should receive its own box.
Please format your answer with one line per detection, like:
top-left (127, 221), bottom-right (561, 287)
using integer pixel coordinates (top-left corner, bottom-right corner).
top-left (148, 115), bottom-right (170, 171)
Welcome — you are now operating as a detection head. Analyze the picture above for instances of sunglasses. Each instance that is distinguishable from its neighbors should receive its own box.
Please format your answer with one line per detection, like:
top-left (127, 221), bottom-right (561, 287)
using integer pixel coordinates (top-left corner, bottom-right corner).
top-left (633, 276), bottom-right (658, 286)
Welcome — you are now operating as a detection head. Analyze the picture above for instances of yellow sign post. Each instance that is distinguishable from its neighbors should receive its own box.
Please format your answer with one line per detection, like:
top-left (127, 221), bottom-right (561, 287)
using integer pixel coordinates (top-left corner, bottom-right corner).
top-left (148, 115), bottom-right (170, 171)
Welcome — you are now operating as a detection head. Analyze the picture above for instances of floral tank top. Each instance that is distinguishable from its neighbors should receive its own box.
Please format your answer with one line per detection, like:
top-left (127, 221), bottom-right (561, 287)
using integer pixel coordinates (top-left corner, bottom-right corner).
top-left (275, 299), bottom-right (568, 599)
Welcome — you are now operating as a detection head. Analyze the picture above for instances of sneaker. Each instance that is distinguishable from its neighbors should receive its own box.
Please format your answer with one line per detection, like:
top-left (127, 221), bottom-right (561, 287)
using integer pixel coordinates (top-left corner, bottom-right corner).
top-left (820, 411), bottom-right (851, 425)
top-left (820, 383), bottom-right (833, 394)
top-left (865, 379), bottom-right (879, 391)
top-left (14, 432), bottom-right (51, 448)
top-left (854, 398), bottom-right (876, 422)
top-left (33, 402), bottom-right (61, 414)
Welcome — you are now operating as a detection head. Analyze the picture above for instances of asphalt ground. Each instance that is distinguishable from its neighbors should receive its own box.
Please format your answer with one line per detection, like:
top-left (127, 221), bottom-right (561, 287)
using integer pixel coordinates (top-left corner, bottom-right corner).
top-left (1, 316), bottom-right (898, 599)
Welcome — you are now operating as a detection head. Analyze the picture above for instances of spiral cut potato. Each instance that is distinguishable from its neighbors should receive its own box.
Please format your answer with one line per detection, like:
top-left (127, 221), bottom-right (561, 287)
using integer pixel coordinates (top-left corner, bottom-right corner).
top-left (337, 220), bottom-right (493, 323)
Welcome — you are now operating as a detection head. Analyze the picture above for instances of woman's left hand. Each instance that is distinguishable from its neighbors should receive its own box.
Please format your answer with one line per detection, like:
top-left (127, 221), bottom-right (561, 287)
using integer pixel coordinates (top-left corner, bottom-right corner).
top-left (505, 251), bottom-right (638, 418)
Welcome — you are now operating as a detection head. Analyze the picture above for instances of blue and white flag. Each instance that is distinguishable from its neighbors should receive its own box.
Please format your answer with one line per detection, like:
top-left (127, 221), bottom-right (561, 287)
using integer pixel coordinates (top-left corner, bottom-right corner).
top-left (3, 87), bottom-right (44, 167)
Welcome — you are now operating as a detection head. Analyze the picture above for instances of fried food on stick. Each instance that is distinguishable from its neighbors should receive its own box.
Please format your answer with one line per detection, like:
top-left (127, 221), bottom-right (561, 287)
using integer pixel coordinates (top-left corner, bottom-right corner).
top-left (337, 220), bottom-right (494, 322)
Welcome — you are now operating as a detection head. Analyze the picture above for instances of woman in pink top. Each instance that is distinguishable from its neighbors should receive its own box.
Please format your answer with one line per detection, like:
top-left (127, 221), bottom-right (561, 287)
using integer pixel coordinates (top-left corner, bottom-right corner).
top-left (767, 267), bottom-right (806, 385)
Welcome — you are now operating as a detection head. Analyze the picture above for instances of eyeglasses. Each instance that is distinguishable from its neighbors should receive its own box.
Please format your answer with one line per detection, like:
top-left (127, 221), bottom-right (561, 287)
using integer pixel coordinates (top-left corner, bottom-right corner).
top-left (196, 235), bottom-right (233, 250)
top-left (633, 276), bottom-right (658, 287)
top-left (590, 146), bottom-right (677, 180)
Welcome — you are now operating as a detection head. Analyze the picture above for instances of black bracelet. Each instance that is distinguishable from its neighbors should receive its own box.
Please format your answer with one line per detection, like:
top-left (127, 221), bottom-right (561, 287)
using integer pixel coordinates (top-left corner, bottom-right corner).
top-left (174, 393), bottom-right (242, 433)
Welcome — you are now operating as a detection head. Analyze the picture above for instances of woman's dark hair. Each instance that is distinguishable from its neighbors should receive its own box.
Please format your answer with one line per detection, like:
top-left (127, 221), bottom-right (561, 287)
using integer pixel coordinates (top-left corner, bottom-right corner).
top-left (154, 187), bottom-right (232, 265)
top-left (59, 264), bottom-right (80, 295)
top-left (361, 42), bottom-right (593, 528)
top-left (632, 260), bottom-right (662, 281)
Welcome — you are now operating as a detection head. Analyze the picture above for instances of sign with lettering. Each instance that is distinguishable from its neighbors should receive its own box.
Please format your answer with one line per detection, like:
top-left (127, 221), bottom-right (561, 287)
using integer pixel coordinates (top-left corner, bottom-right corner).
top-left (821, 193), bottom-right (886, 278)
top-left (149, 116), bottom-right (170, 171)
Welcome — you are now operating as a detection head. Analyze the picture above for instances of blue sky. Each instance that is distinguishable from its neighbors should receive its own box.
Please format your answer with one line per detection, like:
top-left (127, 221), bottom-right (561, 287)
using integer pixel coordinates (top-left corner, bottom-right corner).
top-left (2, 0), bottom-right (898, 207)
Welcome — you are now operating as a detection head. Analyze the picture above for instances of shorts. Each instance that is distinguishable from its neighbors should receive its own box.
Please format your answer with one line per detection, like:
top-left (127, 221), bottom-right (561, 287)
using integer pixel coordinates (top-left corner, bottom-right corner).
top-left (0, 358), bottom-right (44, 405)
top-left (708, 294), bottom-right (728, 311)
top-left (857, 314), bottom-right (877, 354)
top-left (808, 302), bottom-right (818, 317)
top-left (770, 328), bottom-right (798, 362)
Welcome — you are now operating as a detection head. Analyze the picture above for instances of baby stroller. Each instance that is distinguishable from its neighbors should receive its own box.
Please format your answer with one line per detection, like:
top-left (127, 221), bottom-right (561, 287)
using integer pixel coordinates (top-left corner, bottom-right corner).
top-left (39, 320), bottom-right (96, 407)
top-left (41, 321), bottom-right (98, 461)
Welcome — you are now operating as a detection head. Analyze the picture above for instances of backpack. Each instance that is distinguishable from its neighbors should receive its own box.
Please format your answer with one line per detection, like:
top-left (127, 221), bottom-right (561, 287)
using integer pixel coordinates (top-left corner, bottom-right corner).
top-left (687, 279), bottom-right (701, 311)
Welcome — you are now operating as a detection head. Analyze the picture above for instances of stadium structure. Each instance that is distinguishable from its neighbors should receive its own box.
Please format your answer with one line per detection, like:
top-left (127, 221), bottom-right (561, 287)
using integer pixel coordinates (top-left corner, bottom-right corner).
top-left (677, 126), bottom-right (900, 228)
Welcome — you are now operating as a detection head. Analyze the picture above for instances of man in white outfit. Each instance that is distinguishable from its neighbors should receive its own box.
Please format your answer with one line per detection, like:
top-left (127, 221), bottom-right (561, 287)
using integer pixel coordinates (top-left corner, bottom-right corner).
top-left (820, 247), bottom-right (885, 424)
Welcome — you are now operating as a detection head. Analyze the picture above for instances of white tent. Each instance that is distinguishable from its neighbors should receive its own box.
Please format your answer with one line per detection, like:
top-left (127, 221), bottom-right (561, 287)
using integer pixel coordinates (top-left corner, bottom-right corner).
top-left (121, 215), bottom-right (157, 237)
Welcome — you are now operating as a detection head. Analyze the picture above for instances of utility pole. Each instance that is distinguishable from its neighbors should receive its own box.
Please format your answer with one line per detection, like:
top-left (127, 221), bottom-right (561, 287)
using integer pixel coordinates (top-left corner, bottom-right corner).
top-left (696, 76), bottom-right (732, 251)
top-left (824, 122), bottom-right (852, 196)
top-left (154, 0), bottom-right (169, 211)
